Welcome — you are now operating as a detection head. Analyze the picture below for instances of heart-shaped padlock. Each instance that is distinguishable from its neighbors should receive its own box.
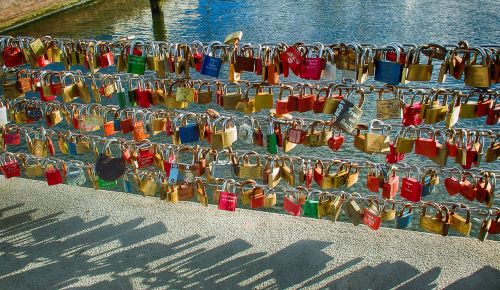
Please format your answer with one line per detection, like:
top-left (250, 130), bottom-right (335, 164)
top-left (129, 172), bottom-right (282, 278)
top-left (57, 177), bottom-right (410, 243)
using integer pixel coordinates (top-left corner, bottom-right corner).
top-left (328, 133), bottom-right (344, 151)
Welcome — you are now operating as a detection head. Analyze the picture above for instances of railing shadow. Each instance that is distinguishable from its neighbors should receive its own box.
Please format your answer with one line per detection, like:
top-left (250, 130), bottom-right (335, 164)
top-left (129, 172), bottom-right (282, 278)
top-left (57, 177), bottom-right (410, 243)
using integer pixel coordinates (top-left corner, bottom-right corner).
top-left (0, 205), bottom-right (497, 289)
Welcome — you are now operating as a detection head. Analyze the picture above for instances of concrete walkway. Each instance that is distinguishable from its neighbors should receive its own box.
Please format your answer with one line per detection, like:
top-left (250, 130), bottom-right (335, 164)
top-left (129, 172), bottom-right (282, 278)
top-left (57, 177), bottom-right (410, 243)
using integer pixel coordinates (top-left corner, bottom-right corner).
top-left (0, 177), bottom-right (499, 289)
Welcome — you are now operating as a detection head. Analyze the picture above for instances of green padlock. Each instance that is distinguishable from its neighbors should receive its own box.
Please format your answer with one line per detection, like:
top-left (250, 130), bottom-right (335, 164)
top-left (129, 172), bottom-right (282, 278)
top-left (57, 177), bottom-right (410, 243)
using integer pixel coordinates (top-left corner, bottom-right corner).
top-left (127, 78), bottom-right (138, 106)
top-left (115, 77), bottom-right (127, 109)
top-left (302, 197), bottom-right (319, 219)
top-left (98, 177), bottom-right (118, 189)
top-left (127, 40), bottom-right (147, 75)
top-left (267, 121), bottom-right (278, 154)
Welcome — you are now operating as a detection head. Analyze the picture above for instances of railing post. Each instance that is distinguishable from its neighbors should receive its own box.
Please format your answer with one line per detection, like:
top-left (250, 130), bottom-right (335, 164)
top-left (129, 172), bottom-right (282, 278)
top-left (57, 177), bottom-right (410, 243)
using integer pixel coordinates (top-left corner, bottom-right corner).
top-left (149, 0), bottom-right (164, 14)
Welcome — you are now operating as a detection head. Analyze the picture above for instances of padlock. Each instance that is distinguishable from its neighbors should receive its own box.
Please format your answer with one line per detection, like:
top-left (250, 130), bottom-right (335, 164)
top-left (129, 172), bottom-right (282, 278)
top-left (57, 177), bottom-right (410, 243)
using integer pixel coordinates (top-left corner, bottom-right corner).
top-left (382, 168), bottom-right (399, 199)
top-left (302, 190), bottom-right (320, 219)
top-left (95, 139), bottom-right (127, 182)
top-left (196, 81), bottom-right (213, 104)
top-left (2, 37), bottom-right (25, 67)
top-left (139, 172), bottom-right (158, 197)
top-left (396, 205), bottom-right (413, 229)
top-left (132, 111), bottom-right (149, 142)
top-left (176, 114), bottom-right (200, 144)
top-left (464, 47), bottom-right (491, 88)
top-left (238, 152), bottom-right (263, 180)
top-left (366, 165), bottom-right (382, 193)
top-left (332, 88), bottom-right (365, 133)
top-left (313, 87), bottom-right (328, 113)
top-left (275, 85), bottom-right (292, 116)
top-left (283, 191), bottom-right (303, 216)
top-left (401, 167), bottom-right (423, 202)
top-left (377, 85), bottom-right (403, 120)
top-left (238, 116), bottom-right (255, 144)
top-left (374, 44), bottom-right (403, 85)
top-left (459, 172), bottom-right (477, 201)
top-left (343, 195), bottom-right (363, 226)
top-left (419, 203), bottom-right (450, 236)
top-left (222, 82), bottom-right (242, 110)
top-left (127, 41), bottom-right (147, 75)
top-left (45, 163), bottom-right (63, 186)
top-left (402, 91), bottom-right (423, 126)
top-left (200, 41), bottom-right (223, 78)
top-left (444, 168), bottom-right (462, 196)
top-left (300, 43), bottom-right (325, 80)
top-left (134, 144), bottom-right (155, 169)
top-left (421, 169), bottom-right (439, 197)
top-left (66, 162), bottom-right (87, 186)
top-left (297, 83), bottom-right (315, 113)
top-left (279, 44), bottom-right (304, 76)
top-left (407, 46), bottom-right (434, 81)
top-left (414, 128), bottom-right (437, 157)
top-left (218, 179), bottom-right (238, 211)
top-left (449, 205), bottom-right (472, 236)
top-left (264, 157), bottom-right (282, 188)
top-left (0, 153), bottom-right (21, 178)
top-left (208, 150), bottom-right (233, 180)
top-left (363, 200), bottom-right (381, 230)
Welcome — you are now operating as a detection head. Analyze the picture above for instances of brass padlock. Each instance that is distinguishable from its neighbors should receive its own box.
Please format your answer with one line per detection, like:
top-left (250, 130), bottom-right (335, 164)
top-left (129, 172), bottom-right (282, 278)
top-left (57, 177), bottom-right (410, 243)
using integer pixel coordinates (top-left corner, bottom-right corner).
top-left (419, 203), bottom-right (450, 236)
top-left (139, 172), bottom-right (158, 196)
top-left (343, 195), bottom-right (363, 226)
top-left (449, 205), bottom-right (472, 236)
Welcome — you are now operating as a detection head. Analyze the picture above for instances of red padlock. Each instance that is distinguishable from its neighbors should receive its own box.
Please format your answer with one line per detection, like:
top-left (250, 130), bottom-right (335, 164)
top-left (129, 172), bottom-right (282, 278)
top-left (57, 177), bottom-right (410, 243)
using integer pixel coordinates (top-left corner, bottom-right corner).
top-left (485, 97), bottom-right (500, 125)
top-left (313, 87), bottom-right (328, 113)
top-left (279, 45), bottom-right (304, 76)
top-left (366, 167), bottom-right (381, 193)
top-left (402, 92), bottom-right (423, 126)
top-left (297, 84), bottom-right (315, 113)
top-left (488, 211), bottom-right (500, 235)
top-left (1, 154), bottom-right (21, 178)
top-left (401, 168), bottom-right (423, 202)
top-left (363, 203), bottom-right (381, 230)
top-left (45, 164), bottom-right (63, 186)
top-left (476, 92), bottom-right (494, 117)
top-left (49, 73), bottom-right (63, 96)
top-left (313, 160), bottom-right (324, 188)
top-left (99, 44), bottom-right (115, 67)
top-left (382, 168), bottom-right (400, 199)
top-left (135, 145), bottom-right (155, 169)
top-left (218, 180), bottom-right (238, 211)
top-left (250, 188), bottom-right (265, 209)
top-left (2, 44), bottom-right (25, 67)
top-left (444, 169), bottom-right (462, 196)
top-left (415, 129), bottom-right (437, 157)
top-left (4, 128), bottom-right (21, 145)
top-left (135, 80), bottom-right (152, 108)
top-left (286, 85), bottom-right (300, 113)
top-left (283, 193), bottom-right (302, 216)
top-left (286, 122), bottom-right (305, 144)
top-left (328, 130), bottom-right (344, 151)
top-left (446, 130), bottom-right (458, 157)
top-left (459, 172), bottom-right (477, 201)
top-left (276, 85), bottom-right (292, 116)
top-left (475, 172), bottom-right (494, 204)
top-left (386, 143), bottom-right (405, 164)
top-left (300, 43), bottom-right (325, 80)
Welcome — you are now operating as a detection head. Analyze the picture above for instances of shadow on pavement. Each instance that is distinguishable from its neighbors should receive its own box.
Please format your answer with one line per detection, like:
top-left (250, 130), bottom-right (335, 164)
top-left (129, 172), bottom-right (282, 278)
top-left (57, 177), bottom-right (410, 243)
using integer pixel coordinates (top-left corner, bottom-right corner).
top-left (0, 205), bottom-right (498, 289)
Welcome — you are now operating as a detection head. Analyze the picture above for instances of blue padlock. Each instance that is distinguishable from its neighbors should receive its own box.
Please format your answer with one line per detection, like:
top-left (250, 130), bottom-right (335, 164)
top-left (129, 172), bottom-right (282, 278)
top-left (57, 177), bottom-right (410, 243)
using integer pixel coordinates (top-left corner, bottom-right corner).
top-left (396, 206), bottom-right (413, 229)
top-left (421, 169), bottom-right (438, 197)
top-left (123, 174), bottom-right (133, 193)
top-left (68, 139), bottom-right (78, 155)
top-left (177, 114), bottom-right (200, 144)
top-left (168, 164), bottom-right (179, 183)
top-left (374, 44), bottom-right (403, 85)
top-left (200, 41), bottom-right (223, 78)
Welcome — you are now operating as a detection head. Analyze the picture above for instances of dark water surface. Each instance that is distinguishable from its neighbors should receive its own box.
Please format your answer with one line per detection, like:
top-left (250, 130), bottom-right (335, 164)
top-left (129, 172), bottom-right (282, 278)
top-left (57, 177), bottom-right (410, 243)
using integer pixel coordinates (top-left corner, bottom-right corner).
top-left (4, 0), bottom-right (500, 238)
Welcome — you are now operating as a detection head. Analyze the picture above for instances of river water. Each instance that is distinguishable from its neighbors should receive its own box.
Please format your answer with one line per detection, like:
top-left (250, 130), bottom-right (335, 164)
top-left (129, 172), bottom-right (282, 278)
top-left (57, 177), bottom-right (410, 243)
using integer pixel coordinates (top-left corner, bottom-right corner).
top-left (4, 0), bottom-right (500, 238)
